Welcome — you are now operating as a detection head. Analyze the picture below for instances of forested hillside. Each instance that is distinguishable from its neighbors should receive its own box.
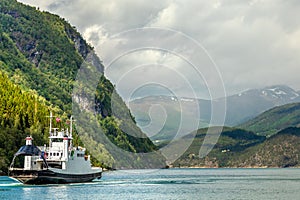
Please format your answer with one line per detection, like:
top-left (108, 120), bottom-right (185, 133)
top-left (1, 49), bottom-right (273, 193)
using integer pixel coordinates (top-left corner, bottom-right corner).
top-left (240, 103), bottom-right (300, 136)
top-left (0, 0), bottom-right (102, 111)
top-left (173, 126), bottom-right (300, 168)
top-left (0, 0), bottom-right (163, 173)
top-left (228, 127), bottom-right (300, 168)
top-left (172, 127), bottom-right (266, 167)
top-left (0, 72), bottom-right (49, 172)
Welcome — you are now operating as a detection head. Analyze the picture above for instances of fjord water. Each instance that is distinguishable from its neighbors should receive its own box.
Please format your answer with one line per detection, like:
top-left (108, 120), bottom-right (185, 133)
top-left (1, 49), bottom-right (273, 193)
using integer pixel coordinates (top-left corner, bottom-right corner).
top-left (1, 169), bottom-right (300, 200)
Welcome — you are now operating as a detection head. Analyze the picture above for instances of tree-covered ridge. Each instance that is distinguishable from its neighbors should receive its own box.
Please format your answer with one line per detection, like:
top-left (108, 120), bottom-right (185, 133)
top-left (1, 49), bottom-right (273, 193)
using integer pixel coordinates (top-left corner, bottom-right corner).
top-left (228, 127), bottom-right (300, 168)
top-left (239, 102), bottom-right (300, 136)
top-left (0, 0), bottom-right (102, 111)
top-left (95, 75), bottom-right (158, 153)
top-left (172, 127), bottom-right (266, 168)
top-left (172, 126), bottom-right (300, 168)
top-left (0, 0), bottom-right (162, 171)
top-left (0, 71), bottom-right (50, 173)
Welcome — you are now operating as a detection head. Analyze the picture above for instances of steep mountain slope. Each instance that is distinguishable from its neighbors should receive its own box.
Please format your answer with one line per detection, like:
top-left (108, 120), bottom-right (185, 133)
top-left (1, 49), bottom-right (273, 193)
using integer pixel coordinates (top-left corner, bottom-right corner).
top-left (0, 0), bottom-right (164, 171)
top-left (239, 102), bottom-right (300, 136)
top-left (0, 0), bottom-right (103, 112)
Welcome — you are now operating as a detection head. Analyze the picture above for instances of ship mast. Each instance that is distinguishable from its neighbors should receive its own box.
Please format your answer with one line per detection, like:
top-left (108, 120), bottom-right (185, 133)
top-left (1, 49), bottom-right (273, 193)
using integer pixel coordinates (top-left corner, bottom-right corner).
top-left (49, 111), bottom-right (53, 136)
top-left (70, 116), bottom-right (73, 138)
top-left (47, 111), bottom-right (55, 147)
top-left (69, 116), bottom-right (75, 148)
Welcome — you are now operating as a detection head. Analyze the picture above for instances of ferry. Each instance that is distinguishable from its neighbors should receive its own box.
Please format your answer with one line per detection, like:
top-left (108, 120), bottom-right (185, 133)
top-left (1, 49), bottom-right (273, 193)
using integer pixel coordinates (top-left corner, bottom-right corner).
top-left (8, 113), bottom-right (102, 184)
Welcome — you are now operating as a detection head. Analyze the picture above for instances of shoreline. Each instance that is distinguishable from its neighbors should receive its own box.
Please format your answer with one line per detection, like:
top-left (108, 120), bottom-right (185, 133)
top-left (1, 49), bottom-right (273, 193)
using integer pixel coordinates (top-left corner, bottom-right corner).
top-left (2, 166), bottom-right (299, 176)
top-left (166, 165), bottom-right (300, 169)
top-left (2, 167), bottom-right (300, 177)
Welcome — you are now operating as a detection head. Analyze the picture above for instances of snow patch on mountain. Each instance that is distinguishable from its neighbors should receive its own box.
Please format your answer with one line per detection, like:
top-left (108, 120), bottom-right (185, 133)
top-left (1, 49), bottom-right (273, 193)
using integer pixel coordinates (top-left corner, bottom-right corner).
top-left (253, 85), bottom-right (299, 101)
top-left (180, 98), bottom-right (195, 102)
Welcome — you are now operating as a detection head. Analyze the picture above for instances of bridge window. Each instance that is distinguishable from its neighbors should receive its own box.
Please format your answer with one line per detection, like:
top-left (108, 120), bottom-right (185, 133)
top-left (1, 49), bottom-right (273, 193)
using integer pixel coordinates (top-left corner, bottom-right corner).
top-left (77, 153), bottom-right (84, 157)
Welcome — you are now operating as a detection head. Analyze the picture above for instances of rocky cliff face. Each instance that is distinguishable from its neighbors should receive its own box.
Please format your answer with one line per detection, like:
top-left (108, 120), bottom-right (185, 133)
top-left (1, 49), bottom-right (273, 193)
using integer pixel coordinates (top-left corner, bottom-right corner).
top-left (64, 23), bottom-right (104, 73)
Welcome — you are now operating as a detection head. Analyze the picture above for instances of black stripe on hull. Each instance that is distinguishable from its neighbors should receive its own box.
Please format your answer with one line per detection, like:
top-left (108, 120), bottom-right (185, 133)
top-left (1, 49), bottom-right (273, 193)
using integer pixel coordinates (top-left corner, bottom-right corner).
top-left (9, 169), bottom-right (102, 185)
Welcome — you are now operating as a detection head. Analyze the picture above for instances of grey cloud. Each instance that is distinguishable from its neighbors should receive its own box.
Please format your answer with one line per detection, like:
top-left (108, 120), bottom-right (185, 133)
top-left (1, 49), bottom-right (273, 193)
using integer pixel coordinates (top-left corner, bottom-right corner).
top-left (46, 0), bottom-right (170, 32)
top-left (18, 0), bottom-right (300, 98)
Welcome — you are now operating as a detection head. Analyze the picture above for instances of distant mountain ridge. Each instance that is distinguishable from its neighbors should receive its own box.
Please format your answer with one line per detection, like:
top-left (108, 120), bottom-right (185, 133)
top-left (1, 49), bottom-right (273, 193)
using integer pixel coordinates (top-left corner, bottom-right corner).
top-left (129, 85), bottom-right (300, 142)
top-left (237, 85), bottom-right (299, 102)
top-left (224, 85), bottom-right (300, 125)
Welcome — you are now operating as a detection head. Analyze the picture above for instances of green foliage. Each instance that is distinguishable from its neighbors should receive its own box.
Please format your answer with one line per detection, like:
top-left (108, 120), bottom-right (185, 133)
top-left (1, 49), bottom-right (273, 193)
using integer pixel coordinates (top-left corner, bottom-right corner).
top-left (172, 127), bottom-right (266, 168)
top-left (229, 127), bottom-right (300, 168)
top-left (0, 71), bottom-right (50, 173)
top-left (95, 75), bottom-right (114, 117)
top-left (100, 117), bottom-right (136, 153)
top-left (0, 127), bottom-right (25, 174)
top-left (94, 76), bottom-right (159, 154)
top-left (240, 103), bottom-right (300, 136)
top-left (173, 126), bottom-right (300, 168)
top-left (0, 0), bottom-right (91, 111)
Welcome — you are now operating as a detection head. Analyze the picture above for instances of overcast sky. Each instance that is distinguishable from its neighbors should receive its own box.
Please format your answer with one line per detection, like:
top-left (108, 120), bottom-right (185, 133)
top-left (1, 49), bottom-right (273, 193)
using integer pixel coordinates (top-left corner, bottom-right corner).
top-left (18, 0), bottom-right (300, 100)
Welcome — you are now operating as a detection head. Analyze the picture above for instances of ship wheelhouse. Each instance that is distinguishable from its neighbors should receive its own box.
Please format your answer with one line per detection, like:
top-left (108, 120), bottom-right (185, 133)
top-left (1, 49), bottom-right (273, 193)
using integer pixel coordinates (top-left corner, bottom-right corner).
top-left (9, 136), bottom-right (48, 171)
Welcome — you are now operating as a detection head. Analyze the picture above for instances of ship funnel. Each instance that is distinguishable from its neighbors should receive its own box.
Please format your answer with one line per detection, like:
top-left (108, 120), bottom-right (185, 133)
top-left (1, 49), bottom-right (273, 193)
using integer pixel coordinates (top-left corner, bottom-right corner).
top-left (25, 136), bottom-right (33, 145)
